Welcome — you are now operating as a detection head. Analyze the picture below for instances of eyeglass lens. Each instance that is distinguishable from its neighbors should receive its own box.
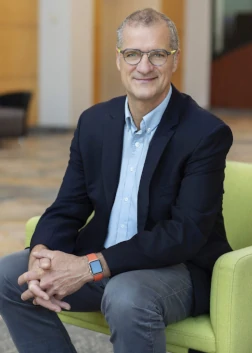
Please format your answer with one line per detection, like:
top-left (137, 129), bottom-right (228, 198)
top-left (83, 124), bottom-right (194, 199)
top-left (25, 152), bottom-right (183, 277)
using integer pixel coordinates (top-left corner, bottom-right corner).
top-left (123, 50), bottom-right (168, 66)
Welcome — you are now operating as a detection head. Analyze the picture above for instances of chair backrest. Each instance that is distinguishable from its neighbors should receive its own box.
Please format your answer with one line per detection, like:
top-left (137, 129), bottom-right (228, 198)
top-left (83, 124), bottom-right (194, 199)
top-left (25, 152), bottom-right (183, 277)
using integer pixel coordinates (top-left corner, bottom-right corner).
top-left (0, 91), bottom-right (31, 110)
top-left (223, 161), bottom-right (252, 250)
top-left (0, 91), bottom-right (32, 135)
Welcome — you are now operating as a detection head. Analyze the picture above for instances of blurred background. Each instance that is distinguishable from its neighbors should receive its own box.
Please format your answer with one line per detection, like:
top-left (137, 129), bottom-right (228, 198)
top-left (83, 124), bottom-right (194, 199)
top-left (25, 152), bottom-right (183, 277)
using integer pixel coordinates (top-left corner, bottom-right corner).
top-left (0, 0), bottom-right (251, 351)
top-left (1, 0), bottom-right (252, 266)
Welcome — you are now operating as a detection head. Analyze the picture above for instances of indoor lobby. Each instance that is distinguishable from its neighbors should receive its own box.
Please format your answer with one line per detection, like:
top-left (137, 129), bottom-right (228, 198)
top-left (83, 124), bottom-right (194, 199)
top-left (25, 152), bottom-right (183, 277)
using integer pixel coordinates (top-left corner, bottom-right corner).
top-left (0, 1), bottom-right (252, 352)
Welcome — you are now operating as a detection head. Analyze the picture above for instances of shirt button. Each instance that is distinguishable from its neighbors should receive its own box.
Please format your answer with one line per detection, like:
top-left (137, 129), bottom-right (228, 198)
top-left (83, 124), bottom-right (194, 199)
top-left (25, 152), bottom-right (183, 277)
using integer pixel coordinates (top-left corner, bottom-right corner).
top-left (124, 197), bottom-right (129, 202)
top-left (130, 167), bottom-right (134, 172)
top-left (120, 224), bottom-right (125, 228)
top-left (147, 128), bottom-right (151, 133)
top-left (135, 142), bottom-right (140, 147)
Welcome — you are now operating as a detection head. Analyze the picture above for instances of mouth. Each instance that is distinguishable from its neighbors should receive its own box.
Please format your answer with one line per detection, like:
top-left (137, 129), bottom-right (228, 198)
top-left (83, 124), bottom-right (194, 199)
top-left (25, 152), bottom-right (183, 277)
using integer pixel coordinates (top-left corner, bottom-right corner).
top-left (133, 77), bottom-right (157, 83)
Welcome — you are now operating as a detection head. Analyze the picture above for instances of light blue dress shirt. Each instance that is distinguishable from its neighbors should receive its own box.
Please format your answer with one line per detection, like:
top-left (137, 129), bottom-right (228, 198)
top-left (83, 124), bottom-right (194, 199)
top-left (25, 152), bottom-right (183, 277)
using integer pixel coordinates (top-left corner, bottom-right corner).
top-left (104, 86), bottom-right (172, 248)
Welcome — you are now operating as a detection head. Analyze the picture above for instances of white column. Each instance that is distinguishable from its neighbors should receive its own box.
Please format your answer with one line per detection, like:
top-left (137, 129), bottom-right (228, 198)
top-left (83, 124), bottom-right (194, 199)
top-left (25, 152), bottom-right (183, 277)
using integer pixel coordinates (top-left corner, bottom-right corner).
top-left (71, 0), bottom-right (93, 126)
top-left (38, 0), bottom-right (93, 127)
top-left (183, 0), bottom-right (212, 108)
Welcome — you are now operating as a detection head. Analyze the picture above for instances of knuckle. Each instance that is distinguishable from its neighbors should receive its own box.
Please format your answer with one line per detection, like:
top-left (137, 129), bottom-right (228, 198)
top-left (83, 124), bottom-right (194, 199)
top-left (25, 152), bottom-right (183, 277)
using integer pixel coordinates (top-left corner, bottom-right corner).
top-left (40, 282), bottom-right (47, 290)
top-left (28, 283), bottom-right (36, 291)
top-left (34, 297), bottom-right (41, 304)
top-left (37, 268), bottom-right (44, 276)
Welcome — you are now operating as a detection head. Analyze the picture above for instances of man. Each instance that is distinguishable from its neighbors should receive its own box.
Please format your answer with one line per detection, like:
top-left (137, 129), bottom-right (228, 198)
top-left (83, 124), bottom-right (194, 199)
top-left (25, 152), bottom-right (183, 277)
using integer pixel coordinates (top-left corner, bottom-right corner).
top-left (0, 8), bottom-right (232, 353)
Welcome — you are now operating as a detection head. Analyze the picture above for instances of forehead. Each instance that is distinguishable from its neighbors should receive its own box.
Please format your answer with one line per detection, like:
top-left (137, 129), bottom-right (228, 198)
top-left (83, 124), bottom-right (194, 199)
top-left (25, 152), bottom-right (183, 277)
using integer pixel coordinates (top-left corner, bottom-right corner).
top-left (121, 23), bottom-right (170, 50)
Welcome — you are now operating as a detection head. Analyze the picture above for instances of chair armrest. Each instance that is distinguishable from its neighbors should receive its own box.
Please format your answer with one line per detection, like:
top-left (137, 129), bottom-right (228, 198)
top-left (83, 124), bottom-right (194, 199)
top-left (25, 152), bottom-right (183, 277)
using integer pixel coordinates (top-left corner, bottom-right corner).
top-left (210, 246), bottom-right (252, 353)
top-left (25, 216), bottom-right (41, 247)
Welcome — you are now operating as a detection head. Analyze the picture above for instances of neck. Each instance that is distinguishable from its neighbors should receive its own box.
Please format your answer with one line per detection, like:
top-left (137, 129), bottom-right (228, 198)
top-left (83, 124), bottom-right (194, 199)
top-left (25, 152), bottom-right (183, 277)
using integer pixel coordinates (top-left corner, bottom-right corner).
top-left (127, 88), bottom-right (170, 130)
top-left (127, 101), bottom-right (151, 130)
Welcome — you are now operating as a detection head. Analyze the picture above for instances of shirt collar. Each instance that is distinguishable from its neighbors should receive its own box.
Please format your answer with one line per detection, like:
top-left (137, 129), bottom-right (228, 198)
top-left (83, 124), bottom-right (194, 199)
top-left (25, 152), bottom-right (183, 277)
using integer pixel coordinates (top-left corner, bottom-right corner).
top-left (125, 85), bottom-right (172, 133)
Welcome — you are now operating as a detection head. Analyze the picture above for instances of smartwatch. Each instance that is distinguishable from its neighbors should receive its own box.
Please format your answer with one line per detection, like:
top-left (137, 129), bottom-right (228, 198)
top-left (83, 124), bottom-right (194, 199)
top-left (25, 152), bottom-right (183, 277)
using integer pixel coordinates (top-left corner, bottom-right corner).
top-left (86, 253), bottom-right (104, 282)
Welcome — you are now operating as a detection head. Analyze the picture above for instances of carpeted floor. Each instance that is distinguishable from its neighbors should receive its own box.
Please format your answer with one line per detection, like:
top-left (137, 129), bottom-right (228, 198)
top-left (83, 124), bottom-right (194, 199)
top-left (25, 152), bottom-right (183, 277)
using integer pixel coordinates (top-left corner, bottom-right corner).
top-left (0, 315), bottom-right (113, 353)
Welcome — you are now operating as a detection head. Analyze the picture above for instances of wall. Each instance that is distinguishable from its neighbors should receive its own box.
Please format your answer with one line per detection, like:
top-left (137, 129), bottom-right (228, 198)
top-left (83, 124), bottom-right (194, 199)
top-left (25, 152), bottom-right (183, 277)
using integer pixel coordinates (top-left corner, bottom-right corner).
top-left (183, 0), bottom-right (212, 108)
top-left (0, 0), bottom-right (38, 125)
top-left (39, 0), bottom-right (71, 127)
top-left (71, 0), bottom-right (93, 125)
top-left (162, 0), bottom-right (185, 91)
top-left (211, 42), bottom-right (252, 109)
top-left (39, 0), bottom-right (93, 127)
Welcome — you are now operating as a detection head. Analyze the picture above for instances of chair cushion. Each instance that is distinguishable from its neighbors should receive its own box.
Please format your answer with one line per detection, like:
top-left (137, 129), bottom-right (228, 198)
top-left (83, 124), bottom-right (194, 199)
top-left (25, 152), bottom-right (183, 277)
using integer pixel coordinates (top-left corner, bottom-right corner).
top-left (58, 311), bottom-right (110, 335)
top-left (59, 312), bottom-right (216, 353)
top-left (0, 107), bottom-right (24, 137)
top-left (166, 316), bottom-right (216, 352)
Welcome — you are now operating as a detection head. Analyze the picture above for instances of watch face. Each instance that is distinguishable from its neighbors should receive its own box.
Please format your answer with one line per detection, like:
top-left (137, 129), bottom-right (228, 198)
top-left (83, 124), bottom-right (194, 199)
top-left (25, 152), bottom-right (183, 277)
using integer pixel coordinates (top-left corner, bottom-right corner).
top-left (90, 260), bottom-right (103, 274)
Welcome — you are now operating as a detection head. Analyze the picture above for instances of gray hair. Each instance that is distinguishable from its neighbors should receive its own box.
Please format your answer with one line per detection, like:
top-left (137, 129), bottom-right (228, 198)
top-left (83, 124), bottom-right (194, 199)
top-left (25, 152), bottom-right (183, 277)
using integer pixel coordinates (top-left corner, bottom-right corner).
top-left (117, 8), bottom-right (180, 50)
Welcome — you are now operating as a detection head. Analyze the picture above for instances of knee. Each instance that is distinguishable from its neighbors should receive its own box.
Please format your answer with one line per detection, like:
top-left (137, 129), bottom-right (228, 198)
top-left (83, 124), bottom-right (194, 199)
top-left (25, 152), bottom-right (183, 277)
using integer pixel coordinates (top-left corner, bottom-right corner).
top-left (101, 272), bottom-right (158, 329)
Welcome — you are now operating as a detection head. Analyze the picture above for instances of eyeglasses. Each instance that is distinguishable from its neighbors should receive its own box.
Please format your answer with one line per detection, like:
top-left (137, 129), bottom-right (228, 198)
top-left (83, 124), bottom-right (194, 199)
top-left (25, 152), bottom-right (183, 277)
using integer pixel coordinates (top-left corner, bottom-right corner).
top-left (117, 48), bottom-right (177, 66)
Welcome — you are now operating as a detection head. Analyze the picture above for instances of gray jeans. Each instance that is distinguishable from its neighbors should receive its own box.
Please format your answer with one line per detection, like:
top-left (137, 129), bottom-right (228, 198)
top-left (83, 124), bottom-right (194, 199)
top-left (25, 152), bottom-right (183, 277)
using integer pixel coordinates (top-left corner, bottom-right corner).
top-left (0, 250), bottom-right (193, 353)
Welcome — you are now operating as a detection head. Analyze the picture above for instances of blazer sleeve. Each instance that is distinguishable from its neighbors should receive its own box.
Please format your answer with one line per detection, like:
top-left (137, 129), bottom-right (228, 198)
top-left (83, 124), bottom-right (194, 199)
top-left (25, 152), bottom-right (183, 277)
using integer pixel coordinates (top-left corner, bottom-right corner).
top-left (102, 123), bottom-right (233, 275)
top-left (30, 116), bottom-right (94, 253)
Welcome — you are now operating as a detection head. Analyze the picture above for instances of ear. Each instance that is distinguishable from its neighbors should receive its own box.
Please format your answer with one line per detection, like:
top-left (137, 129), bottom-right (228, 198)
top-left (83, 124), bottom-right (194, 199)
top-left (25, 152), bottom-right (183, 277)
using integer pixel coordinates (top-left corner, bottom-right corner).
top-left (172, 49), bottom-right (180, 73)
top-left (116, 48), bottom-right (121, 71)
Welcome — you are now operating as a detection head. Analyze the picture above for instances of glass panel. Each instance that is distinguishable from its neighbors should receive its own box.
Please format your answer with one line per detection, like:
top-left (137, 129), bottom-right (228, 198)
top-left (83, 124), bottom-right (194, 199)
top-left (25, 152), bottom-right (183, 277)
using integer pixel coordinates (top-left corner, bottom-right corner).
top-left (213, 0), bottom-right (252, 56)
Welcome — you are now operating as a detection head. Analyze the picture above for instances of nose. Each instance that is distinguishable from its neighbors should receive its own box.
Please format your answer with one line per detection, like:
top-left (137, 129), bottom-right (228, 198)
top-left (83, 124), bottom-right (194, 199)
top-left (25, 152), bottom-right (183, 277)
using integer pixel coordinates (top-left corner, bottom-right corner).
top-left (136, 53), bottom-right (154, 74)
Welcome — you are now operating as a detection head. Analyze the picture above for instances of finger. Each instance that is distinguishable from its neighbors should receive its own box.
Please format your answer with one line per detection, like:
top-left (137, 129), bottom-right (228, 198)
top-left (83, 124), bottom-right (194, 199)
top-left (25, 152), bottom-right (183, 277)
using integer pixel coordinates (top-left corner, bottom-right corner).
top-left (18, 269), bottom-right (44, 285)
top-left (27, 281), bottom-right (49, 301)
top-left (18, 273), bottom-right (28, 286)
top-left (33, 295), bottom-right (70, 311)
top-left (39, 276), bottom-right (54, 291)
top-left (32, 250), bottom-right (54, 260)
top-left (33, 296), bottom-right (61, 313)
top-left (54, 294), bottom-right (64, 301)
top-left (39, 257), bottom-right (51, 270)
top-left (21, 289), bottom-right (35, 301)
top-left (45, 287), bottom-right (56, 298)
top-left (21, 280), bottom-right (48, 301)
top-left (51, 297), bottom-right (71, 311)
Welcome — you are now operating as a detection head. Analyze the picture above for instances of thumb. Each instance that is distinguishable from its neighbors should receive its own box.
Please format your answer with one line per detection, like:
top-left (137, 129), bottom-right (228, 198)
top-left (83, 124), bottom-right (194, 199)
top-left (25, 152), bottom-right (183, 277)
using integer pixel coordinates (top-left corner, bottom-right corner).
top-left (32, 249), bottom-right (54, 260)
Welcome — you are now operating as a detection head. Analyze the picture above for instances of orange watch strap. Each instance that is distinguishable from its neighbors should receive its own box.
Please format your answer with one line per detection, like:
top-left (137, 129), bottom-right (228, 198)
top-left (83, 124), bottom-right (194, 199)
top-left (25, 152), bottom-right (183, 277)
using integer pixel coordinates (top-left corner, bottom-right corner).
top-left (86, 253), bottom-right (98, 262)
top-left (93, 272), bottom-right (103, 281)
top-left (86, 253), bottom-right (104, 282)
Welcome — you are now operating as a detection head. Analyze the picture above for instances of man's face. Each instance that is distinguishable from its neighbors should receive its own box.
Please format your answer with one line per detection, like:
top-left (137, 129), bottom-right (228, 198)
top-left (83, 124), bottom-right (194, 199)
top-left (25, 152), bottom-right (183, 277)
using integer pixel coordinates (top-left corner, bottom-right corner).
top-left (116, 23), bottom-right (179, 105)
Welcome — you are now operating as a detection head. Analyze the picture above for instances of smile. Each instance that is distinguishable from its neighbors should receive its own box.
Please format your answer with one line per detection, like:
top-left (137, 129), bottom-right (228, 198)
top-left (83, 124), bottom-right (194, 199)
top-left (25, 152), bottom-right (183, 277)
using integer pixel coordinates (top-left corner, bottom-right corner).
top-left (134, 77), bottom-right (157, 83)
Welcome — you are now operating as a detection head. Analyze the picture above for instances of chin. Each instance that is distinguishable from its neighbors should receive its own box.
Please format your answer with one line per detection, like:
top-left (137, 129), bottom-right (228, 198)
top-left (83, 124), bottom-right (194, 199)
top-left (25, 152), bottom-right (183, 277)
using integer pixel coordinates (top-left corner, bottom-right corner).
top-left (132, 90), bottom-right (156, 101)
top-left (136, 95), bottom-right (155, 101)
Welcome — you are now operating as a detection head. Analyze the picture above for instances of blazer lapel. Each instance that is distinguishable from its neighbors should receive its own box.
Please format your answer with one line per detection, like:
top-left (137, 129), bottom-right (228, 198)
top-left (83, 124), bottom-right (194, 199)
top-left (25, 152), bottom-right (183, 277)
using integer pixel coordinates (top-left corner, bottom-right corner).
top-left (102, 97), bottom-right (125, 213)
top-left (137, 87), bottom-right (187, 230)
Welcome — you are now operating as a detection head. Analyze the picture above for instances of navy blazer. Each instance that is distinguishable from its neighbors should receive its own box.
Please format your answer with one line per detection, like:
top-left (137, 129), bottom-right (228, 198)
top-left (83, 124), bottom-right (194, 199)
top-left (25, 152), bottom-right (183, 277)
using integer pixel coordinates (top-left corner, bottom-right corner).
top-left (31, 86), bottom-right (233, 316)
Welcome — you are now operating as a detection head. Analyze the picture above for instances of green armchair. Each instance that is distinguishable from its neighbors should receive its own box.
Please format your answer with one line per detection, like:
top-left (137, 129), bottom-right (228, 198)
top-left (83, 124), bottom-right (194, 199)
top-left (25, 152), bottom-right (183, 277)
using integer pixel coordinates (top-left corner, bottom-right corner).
top-left (25, 161), bottom-right (252, 353)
